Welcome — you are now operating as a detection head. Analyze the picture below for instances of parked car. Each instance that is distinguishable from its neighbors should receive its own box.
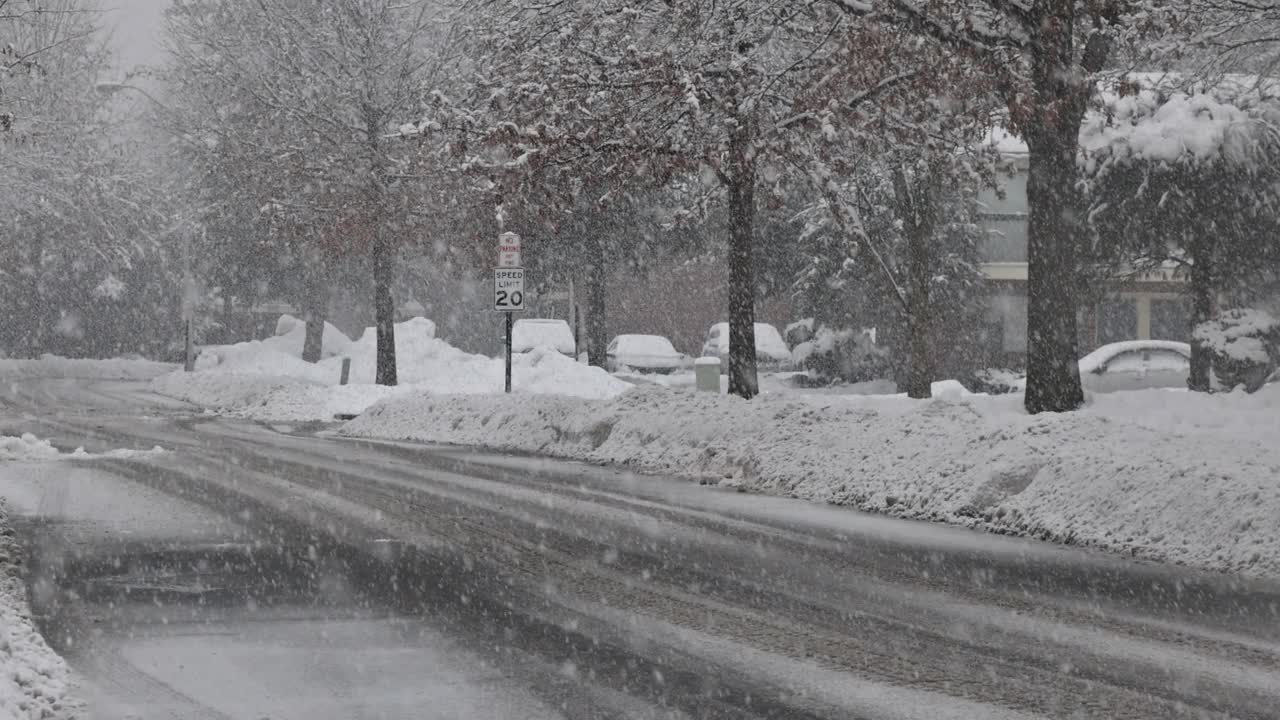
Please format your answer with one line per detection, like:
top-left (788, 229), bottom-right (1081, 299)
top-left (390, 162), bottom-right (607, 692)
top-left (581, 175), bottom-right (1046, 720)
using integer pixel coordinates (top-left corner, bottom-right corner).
top-left (1079, 340), bottom-right (1192, 393)
top-left (701, 322), bottom-right (792, 372)
top-left (606, 334), bottom-right (686, 374)
top-left (511, 318), bottom-right (576, 356)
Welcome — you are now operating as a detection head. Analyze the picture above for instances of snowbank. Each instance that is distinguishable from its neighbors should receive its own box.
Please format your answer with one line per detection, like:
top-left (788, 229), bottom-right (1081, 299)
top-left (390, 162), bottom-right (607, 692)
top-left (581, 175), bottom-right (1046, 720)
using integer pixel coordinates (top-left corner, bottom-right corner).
top-left (341, 384), bottom-right (1280, 580)
top-left (155, 316), bottom-right (629, 421)
top-left (0, 501), bottom-right (78, 720)
top-left (0, 433), bottom-right (167, 462)
top-left (0, 434), bottom-right (61, 462)
top-left (0, 356), bottom-right (174, 380)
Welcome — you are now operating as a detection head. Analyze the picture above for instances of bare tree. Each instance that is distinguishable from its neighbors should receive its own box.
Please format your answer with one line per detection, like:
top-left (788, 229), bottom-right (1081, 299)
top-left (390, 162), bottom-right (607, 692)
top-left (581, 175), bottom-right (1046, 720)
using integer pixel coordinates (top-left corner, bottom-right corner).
top-left (440, 1), bottom-right (943, 399)
top-left (163, 0), bottom-right (452, 383)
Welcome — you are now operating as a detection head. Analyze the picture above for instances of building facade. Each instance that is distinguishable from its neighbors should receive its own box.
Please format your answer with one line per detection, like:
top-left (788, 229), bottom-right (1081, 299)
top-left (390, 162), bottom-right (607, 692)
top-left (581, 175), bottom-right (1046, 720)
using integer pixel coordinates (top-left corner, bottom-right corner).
top-left (977, 152), bottom-right (1190, 367)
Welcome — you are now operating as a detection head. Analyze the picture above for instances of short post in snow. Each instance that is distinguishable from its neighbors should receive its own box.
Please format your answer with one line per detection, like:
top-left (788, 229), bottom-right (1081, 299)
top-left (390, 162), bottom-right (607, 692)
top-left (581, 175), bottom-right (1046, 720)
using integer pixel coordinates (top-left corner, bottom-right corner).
top-left (495, 232), bottom-right (526, 394)
top-left (184, 319), bottom-right (195, 373)
top-left (339, 357), bottom-right (352, 386)
top-left (695, 357), bottom-right (721, 393)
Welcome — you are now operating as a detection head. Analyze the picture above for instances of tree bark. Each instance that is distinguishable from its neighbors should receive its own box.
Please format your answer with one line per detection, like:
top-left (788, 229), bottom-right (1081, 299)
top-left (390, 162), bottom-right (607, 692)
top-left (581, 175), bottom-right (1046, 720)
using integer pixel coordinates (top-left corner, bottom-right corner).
top-left (895, 166), bottom-right (936, 400)
top-left (1024, 132), bottom-right (1085, 412)
top-left (221, 293), bottom-right (235, 344)
top-left (585, 230), bottom-right (608, 368)
top-left (300, 244), bottom-right (329, 363)
top-left (365, 104), bottom-right (397, 386)
top-left (1022, 7), bottom-right (1087, 414)
top-left (372, 225), bottom-right (397, 386)
top-left (726, 125), bottom-right (759, 400)
top-left (301, 289), bottom-right (326, 364)
top-left (1188, 238), bottom-right (1214, 392)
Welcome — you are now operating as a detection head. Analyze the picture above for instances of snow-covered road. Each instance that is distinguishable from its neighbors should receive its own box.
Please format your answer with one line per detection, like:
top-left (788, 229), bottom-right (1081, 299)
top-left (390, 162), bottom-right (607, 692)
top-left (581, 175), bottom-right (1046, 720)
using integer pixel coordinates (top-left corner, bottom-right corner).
top-left (4, 375), bottom-right (1280, 719)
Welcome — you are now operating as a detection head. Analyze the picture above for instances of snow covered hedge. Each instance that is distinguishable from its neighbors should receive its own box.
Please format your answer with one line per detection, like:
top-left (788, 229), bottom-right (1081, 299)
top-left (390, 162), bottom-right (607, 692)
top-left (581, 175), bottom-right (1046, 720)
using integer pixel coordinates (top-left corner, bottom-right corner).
top-left (342, 384), bottom-right (1280, 580)
top-left (1195, 309), bottom-right (1280, 392)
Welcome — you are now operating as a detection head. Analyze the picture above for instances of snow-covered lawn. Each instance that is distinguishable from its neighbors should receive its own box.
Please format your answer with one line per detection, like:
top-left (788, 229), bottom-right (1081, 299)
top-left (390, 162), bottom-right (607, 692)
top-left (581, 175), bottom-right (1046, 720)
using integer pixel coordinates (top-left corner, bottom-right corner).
top-left (152, 316), bottom-right (629, 421)
top-left (0, 500), bottom-right (78, 720)
top-left (341, 384), bottom-right (1280, 581)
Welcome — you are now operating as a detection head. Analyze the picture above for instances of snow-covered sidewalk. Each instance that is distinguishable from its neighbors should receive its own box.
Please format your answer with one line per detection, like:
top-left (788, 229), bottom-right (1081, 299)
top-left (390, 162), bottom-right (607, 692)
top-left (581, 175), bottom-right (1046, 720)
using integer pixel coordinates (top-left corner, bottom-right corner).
top-left (0, 500), bottom-right (77, 720)
top-left (340, 384), bottom-right (1280, 581)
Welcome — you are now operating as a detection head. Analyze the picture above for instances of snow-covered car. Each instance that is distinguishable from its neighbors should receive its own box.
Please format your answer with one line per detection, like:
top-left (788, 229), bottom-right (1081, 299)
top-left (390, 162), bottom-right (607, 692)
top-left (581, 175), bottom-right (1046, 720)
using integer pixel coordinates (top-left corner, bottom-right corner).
top-left (605, 334), bottom-right (686, 374)
top-left (511, 318), bottom-right (576, 356)
top-left (700, 322), bottom-right (793, 372)
top-left (1079, 340), bottom-right (1192, 393)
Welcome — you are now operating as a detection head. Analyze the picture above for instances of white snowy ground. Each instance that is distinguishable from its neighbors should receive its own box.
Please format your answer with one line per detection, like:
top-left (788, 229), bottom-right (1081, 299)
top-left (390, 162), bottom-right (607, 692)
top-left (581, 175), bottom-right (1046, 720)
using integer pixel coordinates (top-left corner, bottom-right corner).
top-left (152, 316), bottom-right (629, 421)
top-left (0, 356), bottom-right (172, 382)
top-left (341, 384), bottom-right (1280, 581)
top-left (145, 316), bottom-right (1280, 579)
top-left (1, 499), bottom-right (77, 720)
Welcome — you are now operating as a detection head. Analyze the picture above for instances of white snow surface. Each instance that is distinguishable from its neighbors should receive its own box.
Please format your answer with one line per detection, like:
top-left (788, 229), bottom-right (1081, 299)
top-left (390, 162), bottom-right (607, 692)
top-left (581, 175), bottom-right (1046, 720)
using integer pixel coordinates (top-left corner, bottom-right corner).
top-left (155, 316), bottom-right (628, 421)
top-left (511, 318), bottom-right (576, 355)
top-left (705, 322), bottom-right (791, 362)
top-left (0, 433), bottom-right (167, 462)
top-left (1195, 309), bottom-right (1279, 364)
top-left (0, 500), bottom-right (78, 720)
top-left (342, 384), bottom-right (1280, 580)
top-left (1078, 340), bottom-right (1191, 373)
top-left (0, 356), bottom-right (174, 380)
top-left (1081, 90), bottom-right (1260, 171)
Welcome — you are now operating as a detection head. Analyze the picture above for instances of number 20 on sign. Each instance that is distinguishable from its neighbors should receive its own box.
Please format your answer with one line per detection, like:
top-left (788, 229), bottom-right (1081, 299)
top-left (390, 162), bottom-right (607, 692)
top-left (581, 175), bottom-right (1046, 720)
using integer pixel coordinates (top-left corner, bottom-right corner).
top-left (494, 268), bottom-right (526, 312)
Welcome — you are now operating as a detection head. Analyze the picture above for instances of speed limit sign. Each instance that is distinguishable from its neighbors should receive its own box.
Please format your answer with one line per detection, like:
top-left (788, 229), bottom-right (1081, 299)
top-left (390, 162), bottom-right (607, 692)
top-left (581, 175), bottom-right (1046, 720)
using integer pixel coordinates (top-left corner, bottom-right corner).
top-left (494, 268), bottom-right (526, 312)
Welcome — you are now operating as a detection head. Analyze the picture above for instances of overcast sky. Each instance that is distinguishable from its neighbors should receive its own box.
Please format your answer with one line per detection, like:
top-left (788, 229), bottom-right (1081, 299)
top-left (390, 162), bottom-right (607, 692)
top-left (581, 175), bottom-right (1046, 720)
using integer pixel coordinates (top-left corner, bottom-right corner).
top-left (103, 0), bottom-right (169, 71)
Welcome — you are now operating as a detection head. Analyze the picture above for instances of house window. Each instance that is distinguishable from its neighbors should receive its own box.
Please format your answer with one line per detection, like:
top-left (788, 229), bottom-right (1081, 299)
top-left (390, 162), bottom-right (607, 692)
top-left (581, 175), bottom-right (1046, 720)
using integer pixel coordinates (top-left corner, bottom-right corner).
top-left (979, 216), bottom-right (1029, 262)
top-left (1151, 298), bottom-right (1190, 341)
top-left (1099, 298), bottom-right (1137, 345)
top-left (988, 293), bottom-right (1028, 353)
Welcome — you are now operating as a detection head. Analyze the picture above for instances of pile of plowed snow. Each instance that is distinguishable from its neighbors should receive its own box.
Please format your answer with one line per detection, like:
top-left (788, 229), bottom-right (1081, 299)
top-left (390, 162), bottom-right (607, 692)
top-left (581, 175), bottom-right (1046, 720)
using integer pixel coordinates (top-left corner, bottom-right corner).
top-left (154, 315), bottom-right (628, 420)
top-left (340, 383), bottom-right (1280, 581)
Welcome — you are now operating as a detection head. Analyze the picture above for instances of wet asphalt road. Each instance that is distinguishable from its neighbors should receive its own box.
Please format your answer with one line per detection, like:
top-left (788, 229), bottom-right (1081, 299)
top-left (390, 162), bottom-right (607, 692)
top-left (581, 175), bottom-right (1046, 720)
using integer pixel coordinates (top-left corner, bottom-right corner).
top-left (5, 376), bottom-right (1280, 719)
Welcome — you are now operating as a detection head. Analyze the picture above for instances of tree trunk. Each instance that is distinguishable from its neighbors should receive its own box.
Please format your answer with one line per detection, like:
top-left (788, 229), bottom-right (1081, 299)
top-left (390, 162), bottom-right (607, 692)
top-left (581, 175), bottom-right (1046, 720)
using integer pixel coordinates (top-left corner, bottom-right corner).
top-left (585, 231), bottom-right (608, 368)
top-left (895, 166), bottom-right (936, 400)
top-left (301, 301), bottom-right (325, 364)
top-left (301, 248), bottom-right (328, 364)
top-left (1022, 11), bottom-right (1088, 414)
top-left (1188, 239), bottom-right (1214, 392)
top-left (365, 107), bottom-right (397, 386)
top-left (221, 293), bottom-right (235, 344)
top-left (373, 225), bottom-right (397, 386)
top-left (726, 128), bottom-right (759, 399)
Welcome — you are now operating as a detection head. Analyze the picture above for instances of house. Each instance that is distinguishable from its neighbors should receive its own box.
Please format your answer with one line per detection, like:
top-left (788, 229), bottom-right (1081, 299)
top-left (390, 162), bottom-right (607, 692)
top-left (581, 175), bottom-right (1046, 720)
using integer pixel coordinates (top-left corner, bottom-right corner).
top-left (977, 132), bottom-right (1190, 367)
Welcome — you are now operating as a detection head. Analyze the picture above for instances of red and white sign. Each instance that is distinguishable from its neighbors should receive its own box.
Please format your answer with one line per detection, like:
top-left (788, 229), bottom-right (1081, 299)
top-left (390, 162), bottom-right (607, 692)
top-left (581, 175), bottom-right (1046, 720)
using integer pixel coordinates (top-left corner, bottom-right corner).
top-left (498, 232), bottom-right (522, 267)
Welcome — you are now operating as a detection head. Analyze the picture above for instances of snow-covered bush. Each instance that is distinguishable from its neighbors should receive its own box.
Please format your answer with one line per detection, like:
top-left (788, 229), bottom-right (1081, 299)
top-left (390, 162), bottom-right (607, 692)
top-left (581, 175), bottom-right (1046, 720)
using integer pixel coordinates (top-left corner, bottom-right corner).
top-left (1194, 308), bottom-right (1280, 393)
top-left (792, 327), bottom-right (891, 384)
top-left (784, 318), bottom-right (815, 349)
top-left (971, 368), bottom-right (1025, 395)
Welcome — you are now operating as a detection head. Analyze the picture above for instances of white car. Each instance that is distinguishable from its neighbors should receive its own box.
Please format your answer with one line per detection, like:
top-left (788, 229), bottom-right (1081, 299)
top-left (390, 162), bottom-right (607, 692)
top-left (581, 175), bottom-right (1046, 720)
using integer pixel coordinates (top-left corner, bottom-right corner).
top-left (1079, 340), bottom-right (1192, 393)
top-left (701, 322), bottom-right (792, 371)
top-left (606, 334), bottom-right (686, 374)
top-left (511, 318), bottom-right (576, 356)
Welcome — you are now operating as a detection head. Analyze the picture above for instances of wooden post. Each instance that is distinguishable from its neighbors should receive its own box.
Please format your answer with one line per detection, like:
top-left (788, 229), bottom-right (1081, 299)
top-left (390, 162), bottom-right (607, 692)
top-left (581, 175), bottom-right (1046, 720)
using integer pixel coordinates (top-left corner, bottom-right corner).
top-left (340, 357), bottom-right (352, 386)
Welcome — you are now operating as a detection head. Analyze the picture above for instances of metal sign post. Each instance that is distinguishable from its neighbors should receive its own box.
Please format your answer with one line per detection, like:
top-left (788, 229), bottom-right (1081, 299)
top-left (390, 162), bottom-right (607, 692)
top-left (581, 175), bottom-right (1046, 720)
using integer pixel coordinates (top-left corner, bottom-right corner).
top-left (494, 235), bottom-right (526, 392)
top-left (505, 311), bottom-right (514, 393)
